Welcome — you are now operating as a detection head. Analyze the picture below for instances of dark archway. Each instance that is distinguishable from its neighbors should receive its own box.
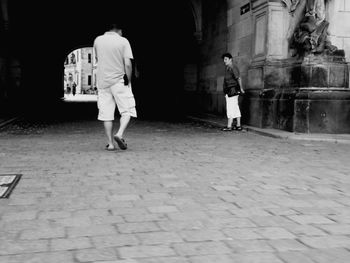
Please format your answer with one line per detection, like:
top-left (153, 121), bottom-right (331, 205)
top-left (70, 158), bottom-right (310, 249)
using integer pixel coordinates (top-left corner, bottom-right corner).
top-left (6, 0), bottom-right (199, 120)
top-left (128, 2), bottom-right (199, 119)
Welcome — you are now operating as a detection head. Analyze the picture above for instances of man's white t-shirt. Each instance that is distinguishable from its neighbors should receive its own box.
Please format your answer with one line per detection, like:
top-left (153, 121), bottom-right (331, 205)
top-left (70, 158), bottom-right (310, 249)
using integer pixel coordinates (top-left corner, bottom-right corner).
top-left (93, 31), bottom-right (133, 89)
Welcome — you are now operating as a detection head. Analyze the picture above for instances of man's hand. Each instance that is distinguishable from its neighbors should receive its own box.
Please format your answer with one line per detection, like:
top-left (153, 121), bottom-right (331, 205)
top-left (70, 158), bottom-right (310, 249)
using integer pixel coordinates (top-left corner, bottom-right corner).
top-left (123, 74), bottom-right (129, 86)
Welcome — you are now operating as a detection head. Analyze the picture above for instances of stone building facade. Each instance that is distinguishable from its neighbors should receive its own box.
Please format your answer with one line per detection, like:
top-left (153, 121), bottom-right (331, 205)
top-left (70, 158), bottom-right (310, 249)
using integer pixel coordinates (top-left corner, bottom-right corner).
top-left (64, 48), bottom-right (96, 95)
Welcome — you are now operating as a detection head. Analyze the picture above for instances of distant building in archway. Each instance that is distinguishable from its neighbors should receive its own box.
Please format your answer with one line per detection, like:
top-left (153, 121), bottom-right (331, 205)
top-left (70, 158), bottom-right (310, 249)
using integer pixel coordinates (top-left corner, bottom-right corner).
top-left (64, 47), bottom-right (96, 95)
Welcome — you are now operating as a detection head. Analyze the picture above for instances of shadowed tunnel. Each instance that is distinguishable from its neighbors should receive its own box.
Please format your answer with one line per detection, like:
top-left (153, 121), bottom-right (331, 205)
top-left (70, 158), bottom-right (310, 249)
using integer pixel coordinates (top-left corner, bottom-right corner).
top-left (6, 0), bottom-right (199, 121)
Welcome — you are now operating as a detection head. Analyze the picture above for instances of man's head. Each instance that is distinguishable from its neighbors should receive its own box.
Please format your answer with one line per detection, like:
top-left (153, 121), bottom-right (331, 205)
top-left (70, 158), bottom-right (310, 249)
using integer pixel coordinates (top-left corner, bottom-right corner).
top-left (221, 52), bottom-right (233, 66)
top-left (107, 22), bottom-right (123, 36)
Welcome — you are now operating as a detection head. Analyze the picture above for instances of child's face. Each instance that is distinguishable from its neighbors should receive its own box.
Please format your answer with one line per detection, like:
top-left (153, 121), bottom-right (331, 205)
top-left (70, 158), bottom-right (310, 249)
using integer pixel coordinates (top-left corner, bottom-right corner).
top-left (223, 57), bottom-right (231, 66)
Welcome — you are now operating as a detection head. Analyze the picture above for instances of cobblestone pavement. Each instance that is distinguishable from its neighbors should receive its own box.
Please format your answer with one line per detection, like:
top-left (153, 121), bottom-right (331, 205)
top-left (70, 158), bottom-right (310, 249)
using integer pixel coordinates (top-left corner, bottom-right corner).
top-left (0, 116), bottom-right (350, 263)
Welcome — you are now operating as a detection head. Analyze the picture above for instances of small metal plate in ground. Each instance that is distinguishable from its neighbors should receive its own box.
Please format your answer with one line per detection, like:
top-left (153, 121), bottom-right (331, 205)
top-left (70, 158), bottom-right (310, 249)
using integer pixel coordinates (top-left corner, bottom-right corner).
top-left (0, 174), bottom-right (22, 198)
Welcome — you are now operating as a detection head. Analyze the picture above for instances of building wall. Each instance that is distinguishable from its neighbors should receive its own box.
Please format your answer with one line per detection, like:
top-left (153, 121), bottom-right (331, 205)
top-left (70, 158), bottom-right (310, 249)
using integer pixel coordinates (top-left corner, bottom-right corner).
top-left (328, 0), bottom-right (350, 62)
top-left (64, 50), bottom-right (79, 94)
top-left (188, 0), bottom-right (350, 133)
top-left (226, 0), bottom-right (255, 86)
top-left (213, 0), bottom-right (350, 95)
top-left (186, 0), bottom-right (228, 115)
top-left (79, 47), bottom-right (95, 94)
top-left (190, 0), bottom-right (255, 116)
top-left (231, 0), bottom-right (350, 133)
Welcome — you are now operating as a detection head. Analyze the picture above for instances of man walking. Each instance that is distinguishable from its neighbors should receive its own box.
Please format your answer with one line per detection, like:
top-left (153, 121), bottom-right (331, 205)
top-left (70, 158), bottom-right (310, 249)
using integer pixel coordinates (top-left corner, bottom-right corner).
top-left (93, 22), bottom-right (137, 151)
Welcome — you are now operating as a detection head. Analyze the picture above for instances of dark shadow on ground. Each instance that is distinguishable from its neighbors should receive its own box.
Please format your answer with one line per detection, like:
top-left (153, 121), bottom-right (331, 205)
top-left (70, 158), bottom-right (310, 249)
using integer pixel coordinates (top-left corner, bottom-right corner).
top-left (19, 99), bottom-right (188, 126)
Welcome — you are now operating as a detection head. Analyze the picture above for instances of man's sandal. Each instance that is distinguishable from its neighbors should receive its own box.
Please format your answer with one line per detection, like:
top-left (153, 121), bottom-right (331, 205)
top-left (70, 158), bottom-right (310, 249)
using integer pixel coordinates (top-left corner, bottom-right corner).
top-left (105, 144), bottom-right (116, 151)
top-left (113, 135), bottom-right (128, 150)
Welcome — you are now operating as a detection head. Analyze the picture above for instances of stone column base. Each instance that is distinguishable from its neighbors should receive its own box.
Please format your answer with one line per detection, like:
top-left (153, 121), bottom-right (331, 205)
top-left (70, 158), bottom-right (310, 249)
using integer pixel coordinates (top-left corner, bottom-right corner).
top-left (244, 54), bottom-right (350, 133)
top-left (294, 90), bottom-right (350, 133)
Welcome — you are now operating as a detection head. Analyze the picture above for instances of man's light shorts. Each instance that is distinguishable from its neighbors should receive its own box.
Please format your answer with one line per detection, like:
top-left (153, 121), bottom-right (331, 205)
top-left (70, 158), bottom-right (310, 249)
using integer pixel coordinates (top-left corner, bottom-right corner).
top-left (97, 82), bottom-right (137, 121)
top-left (225, 95), bottom-right (241, 119)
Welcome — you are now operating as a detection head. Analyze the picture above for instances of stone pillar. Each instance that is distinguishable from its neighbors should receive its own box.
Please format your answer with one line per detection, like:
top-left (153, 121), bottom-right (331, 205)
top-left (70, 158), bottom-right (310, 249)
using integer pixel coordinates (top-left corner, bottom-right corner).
top-left (251, 0), bottom-right (289, 61)
top-left (246, 0), bottom-right (291, 129)
top-left (293, 54), bottom-right (349, 133)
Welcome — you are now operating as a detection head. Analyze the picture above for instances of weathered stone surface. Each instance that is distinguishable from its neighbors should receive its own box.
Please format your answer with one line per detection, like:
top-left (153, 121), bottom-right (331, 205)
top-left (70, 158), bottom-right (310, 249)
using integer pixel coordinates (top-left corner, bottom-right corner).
top-left (244, 57), bottom-right (350, 133)
top-left (1, 118), bottom-right (350, 263)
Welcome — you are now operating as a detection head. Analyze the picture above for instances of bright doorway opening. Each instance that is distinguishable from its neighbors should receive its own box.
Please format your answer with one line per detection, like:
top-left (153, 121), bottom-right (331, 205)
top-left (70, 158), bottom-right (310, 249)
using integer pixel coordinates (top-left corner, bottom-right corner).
top-left (63, 47), bottom-right (97, 102)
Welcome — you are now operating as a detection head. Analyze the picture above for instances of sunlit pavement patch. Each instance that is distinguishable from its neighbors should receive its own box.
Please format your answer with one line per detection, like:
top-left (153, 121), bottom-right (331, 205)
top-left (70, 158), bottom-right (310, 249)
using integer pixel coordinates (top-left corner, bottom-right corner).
top-left (0, 174), bottom-right (22, 198)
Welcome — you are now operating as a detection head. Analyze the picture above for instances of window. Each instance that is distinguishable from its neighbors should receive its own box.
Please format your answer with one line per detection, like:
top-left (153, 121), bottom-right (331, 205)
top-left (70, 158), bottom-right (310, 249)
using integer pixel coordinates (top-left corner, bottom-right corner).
top-left (68, 73), bottom-right (73, 81)
top-left (88, 75), bottom-right (91, 85)
top-left (88, 53), bottom-right (91, 63)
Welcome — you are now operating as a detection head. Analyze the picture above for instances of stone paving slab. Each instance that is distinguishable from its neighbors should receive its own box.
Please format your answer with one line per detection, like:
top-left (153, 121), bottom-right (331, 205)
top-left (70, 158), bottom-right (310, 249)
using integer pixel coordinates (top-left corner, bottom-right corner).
top-left (0, 118), bottom-right (350, 262)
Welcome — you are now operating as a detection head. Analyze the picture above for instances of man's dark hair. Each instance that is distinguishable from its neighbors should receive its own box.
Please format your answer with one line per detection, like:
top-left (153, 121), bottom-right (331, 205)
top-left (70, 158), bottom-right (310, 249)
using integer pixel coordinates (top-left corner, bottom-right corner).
top-left (221, 52), bottom-right (233, 59)
top-left (108, 22), bottom-right (123, 31)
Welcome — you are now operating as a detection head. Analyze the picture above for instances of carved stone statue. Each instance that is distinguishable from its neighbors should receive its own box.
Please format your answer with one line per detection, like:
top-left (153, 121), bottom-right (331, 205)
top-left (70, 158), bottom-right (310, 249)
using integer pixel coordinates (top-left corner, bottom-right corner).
top-left (282, 0), bottom-right (301, 14)
top-left (289, 0), bottom-right (339, 56)
top-left (290, 0), bottom-right (300, 13)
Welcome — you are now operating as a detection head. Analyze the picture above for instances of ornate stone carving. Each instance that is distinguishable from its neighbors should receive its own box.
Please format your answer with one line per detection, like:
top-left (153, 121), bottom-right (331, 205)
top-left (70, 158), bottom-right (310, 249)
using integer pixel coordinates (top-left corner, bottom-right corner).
top-left (289, 0), bottom-right (340, 57)
top-left (282, 0), bottom-right (301, 14)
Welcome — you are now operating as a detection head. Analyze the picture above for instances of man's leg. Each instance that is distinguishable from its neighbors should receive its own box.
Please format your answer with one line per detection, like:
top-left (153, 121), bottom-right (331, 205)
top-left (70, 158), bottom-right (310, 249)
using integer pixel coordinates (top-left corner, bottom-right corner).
top-left (115, 114), bottom-right (131, 139)
top-left (236, 117), bottom-right (241, 127)
top-left (103, 120), bottom-right (114, 148)
top-left (227, 117), bottom-right (233, 128)
top-left (225, 95), bottom-right (234, 128)
top-left (97, 87), bottom-right (117, 150)
top-left (111, 82), bottom-right (136, 149)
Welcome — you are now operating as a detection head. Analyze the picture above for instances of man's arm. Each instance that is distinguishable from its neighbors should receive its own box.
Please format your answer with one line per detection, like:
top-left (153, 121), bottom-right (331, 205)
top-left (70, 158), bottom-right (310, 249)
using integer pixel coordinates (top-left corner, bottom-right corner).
top-left (232, 64), bottom-right (244, 93)
top-left (124, 58), bottom-right (132, 86)
top-left (238, 77), bottom-right (244, 93)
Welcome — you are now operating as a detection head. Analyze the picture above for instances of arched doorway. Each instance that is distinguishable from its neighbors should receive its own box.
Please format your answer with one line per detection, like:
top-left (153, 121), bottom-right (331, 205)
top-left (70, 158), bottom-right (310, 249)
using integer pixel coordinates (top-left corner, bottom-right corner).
top-left (2, 0), bottom-right (201, 121)
top-left (58, 1), bottom-right (200, 120)
top-left (63, 47), bottom-right (97, 102)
